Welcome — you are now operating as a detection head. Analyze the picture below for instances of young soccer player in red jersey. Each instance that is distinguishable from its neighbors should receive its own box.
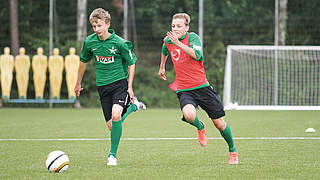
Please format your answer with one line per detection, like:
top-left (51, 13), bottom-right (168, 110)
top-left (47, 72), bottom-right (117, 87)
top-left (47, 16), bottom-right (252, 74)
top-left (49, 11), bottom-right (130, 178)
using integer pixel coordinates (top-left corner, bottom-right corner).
top-left (158, 13), bottom-right (238, 164)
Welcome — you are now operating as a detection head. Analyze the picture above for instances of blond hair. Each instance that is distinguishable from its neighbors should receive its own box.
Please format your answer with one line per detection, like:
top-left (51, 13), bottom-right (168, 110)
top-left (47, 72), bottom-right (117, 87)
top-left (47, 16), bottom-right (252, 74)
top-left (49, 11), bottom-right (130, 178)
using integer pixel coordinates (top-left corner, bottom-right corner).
top-left (89, 8), bottom-right (111, 24)
top-left (173, 13), bottom-right (190, 26)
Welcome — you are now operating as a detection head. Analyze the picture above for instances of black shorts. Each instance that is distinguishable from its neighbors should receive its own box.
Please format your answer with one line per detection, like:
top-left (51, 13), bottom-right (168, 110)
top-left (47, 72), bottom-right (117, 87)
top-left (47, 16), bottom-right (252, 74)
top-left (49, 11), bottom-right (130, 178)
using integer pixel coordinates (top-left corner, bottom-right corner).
top-left (177, 86), bottom-right (225, 119)
top-left (97, 79), bottom-right (130, 123)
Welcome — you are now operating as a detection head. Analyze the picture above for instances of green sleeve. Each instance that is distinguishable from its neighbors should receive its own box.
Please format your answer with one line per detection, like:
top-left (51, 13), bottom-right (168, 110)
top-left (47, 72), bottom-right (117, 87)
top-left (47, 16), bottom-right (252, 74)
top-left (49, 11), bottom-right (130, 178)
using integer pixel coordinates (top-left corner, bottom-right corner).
top-left (120, 41), bottom-right (137, 66)
top-left (161, 43), bottom-right (169, 56)
top-left (80, 40), bottom-right (93, 63)
top-left (189, 32), bottom-right (203, 62)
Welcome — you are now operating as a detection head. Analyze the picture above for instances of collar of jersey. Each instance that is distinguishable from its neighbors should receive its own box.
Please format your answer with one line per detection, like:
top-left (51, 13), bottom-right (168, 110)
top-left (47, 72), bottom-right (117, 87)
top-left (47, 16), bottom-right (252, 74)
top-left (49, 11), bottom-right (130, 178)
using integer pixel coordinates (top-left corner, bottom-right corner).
top-left (165, 32), bottom-right (188, 44)
top-left (97, 29), bottom-right (115, 41)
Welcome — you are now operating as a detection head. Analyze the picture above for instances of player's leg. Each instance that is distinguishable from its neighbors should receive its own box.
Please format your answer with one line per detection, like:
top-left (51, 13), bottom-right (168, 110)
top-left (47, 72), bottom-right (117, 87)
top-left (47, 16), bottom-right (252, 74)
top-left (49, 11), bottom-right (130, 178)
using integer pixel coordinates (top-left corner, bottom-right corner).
top-left (199, 86), bottom-right (238, 164)
top-left (107, 79), bottom-right (129, 165)
top-left (97, 86), bottom-right (113, 131)
top-left (97, 85), bottom-right (116, 165)
top-left (181, 104), bottom-right (204, 131)
top-left (107, 103), bottom-right (123, 166)
top-left (182, 104), bottom-right (207, 147)
top-left (121, 96), bottom-right (146, 123)
top-left (212, 117), bottom-right (238, 164)
top-left (178, 91), bottom-right (207, 147)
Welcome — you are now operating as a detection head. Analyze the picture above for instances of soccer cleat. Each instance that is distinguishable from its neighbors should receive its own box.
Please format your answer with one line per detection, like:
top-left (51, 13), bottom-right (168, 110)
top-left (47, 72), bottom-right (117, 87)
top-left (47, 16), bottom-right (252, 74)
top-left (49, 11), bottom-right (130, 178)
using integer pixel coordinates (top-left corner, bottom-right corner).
top-left (107, 155), bottom-right (118, 166)
top-left (197, 121), bottom-right (207, 147)
top-left (133, 96), bottom-right (147, 110)
top-left (229, 152), bottom-right (239, 164)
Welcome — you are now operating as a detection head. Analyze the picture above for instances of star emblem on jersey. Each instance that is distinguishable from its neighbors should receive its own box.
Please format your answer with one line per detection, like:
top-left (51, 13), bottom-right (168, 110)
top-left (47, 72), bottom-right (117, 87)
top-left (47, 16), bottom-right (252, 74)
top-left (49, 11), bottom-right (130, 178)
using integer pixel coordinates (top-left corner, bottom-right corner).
top-left (108, 47), bottom-right (117, 54)
top-left (171, 49), bottom-right (181, 61)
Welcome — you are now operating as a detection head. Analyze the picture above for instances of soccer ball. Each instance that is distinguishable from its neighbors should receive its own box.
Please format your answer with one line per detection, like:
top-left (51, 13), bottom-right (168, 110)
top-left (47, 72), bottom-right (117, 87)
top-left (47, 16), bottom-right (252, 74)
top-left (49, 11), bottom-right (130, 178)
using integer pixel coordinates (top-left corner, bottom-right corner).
top-left (45, 150), bottom-right (70, 173)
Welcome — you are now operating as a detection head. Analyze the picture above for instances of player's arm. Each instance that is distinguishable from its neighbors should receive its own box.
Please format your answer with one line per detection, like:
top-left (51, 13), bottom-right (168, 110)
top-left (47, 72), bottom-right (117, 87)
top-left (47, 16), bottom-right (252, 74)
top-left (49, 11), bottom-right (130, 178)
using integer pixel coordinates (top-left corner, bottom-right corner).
top-left (75, 40), bottom-right (92, 96)
top-left (74, 61), bottom-right (87, 97)
top-left (121, 41), bottom-right (137, 100)
top-left (158, 53), bottom-right (168, 80)
top-left (158, 42), bottom-right (170, 80)
top-left (127, 64), bottom-right (135, 100)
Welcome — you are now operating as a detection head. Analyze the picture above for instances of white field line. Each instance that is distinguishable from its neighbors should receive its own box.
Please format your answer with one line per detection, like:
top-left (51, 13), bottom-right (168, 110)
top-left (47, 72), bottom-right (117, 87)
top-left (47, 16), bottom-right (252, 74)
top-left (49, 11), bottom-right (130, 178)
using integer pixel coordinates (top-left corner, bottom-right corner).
top-left (0, 137), bottom-right (319, 141)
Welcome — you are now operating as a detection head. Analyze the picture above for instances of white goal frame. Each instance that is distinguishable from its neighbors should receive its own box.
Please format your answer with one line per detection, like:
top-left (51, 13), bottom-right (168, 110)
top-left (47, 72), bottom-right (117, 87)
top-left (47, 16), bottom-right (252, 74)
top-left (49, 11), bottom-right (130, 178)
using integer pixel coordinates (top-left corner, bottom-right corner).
top-left (223, 45), bottom-right (320, 110)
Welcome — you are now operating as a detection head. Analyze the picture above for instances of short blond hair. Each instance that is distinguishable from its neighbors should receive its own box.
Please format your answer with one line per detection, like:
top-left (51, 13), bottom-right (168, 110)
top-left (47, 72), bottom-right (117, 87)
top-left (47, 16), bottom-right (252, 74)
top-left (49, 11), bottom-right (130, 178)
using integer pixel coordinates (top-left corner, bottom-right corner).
top-left (173, 13), bottom-right (190, 26)
top-left (89, 8), bottom-right (111, 24)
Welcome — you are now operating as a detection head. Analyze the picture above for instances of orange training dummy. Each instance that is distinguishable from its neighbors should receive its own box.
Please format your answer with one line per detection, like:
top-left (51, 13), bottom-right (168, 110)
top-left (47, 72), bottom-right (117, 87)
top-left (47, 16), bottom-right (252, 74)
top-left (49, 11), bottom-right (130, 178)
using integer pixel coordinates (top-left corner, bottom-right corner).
top-left (32, 47), bottom-right (47, 99)
top-left (15, 47), bottom-right (30, 99)
top-left (0, 47), bottom-right (14, 100)
top-left (48, 48), bottom-right (64, 99)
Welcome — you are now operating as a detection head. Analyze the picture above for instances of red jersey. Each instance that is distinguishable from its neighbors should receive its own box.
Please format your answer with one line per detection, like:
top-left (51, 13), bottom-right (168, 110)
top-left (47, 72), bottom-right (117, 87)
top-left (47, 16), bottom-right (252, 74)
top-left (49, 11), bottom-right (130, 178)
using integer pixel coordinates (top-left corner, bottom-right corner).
top-left (164, 33), bottom-right (208, 92)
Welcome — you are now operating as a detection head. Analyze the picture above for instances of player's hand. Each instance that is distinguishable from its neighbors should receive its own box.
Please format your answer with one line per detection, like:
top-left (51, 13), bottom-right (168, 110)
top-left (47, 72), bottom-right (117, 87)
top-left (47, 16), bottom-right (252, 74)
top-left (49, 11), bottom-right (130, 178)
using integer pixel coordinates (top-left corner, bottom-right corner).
top-left (74, 83), bottom-right (83, 97)
top-left (127, 87), bottom-right (135, 103)
top-left (167, 31), bottom-right (179, 44)
top-left (158, 68), bottom-right (167, 80)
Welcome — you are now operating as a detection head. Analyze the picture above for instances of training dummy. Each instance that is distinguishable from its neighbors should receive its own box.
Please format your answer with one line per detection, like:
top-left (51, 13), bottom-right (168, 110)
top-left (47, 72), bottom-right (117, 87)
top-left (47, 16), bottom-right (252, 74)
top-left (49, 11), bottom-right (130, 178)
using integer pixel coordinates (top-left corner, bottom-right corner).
top-left (32, 47), bottom-right (47, 99)
top-left (48, 48), bottom-right (64, 99)
top-left (0, 47), bottom-right (14, 100)
top-left (15, 47), bottom-right (30, 99)
top-left (65, 47), bottom-right (80, 100)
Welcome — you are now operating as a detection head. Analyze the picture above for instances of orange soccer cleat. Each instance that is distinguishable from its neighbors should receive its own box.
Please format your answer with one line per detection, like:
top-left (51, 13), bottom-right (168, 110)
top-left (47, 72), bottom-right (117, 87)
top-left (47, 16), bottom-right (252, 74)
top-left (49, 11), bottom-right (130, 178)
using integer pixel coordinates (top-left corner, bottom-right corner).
top-left (197, 122), bottom-right (207, 147)
top-left (229, 152), bottom-right (239, 164)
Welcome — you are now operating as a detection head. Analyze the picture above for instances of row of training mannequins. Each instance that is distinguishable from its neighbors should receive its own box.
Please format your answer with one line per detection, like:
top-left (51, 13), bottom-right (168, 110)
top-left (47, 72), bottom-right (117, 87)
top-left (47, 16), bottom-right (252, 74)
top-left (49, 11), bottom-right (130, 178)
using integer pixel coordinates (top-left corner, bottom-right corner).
top-left (0, 47), bottom-right (80, 100)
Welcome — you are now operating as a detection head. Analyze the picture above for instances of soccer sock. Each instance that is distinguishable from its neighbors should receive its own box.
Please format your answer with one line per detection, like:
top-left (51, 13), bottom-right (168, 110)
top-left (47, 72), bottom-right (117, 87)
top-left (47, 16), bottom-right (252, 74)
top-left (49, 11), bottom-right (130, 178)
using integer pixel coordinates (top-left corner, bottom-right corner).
top-left (181, 115), bottom-right (204, 130)
top-left (220, 125), bottom-right (237, 152)
top-left (109, 120), bottom-right (122, 158)
top-left (121, 104), bottom-right (138, 123)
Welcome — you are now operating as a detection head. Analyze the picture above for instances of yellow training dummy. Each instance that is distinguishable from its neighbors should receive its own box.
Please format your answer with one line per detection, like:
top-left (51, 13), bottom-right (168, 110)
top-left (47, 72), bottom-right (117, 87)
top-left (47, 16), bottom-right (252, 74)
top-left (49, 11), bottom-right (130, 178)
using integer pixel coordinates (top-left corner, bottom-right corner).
top-left (32, 47), bottom-right (47, 99)
top-left (0, 47), bottom-right (14, 100)
top-left (65, 47), bottom-right (80, 100)
top-left (48, 48), bottom-right (64, 99)
top-left (15, 47), bottom-right (30, 99)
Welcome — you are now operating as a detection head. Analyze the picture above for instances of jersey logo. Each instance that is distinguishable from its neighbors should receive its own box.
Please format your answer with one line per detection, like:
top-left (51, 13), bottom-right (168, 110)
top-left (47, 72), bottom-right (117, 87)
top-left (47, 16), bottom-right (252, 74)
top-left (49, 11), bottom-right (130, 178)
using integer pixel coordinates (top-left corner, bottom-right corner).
top-left (108, 47), bottom-right (117, 54)
top-left (92, 46), bottom-right (101, 51)
top-left (96, 56), bottom-right (114, 64)
top-left (171, 49), bottom-right (181, 61)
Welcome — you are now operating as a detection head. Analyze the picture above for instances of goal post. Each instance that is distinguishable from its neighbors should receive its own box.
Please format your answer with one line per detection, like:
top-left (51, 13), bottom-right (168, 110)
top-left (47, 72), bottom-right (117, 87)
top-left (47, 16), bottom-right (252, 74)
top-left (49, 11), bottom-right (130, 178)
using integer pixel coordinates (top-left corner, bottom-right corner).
top-left (223, 45), bottom-right (320, 110)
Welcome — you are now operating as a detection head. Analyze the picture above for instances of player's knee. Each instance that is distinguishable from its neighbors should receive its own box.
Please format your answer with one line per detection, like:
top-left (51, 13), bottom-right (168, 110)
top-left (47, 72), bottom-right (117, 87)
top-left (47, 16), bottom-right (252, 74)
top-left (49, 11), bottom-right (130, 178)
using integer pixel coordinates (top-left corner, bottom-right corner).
top-left (184, 113), bottom-right (195, 122)
top-left (182, 104), bottom-right (196, 122)
top-left (112, 114), bottom-right (121, 122)
top-left (212, 118), bottom-right (226, 130)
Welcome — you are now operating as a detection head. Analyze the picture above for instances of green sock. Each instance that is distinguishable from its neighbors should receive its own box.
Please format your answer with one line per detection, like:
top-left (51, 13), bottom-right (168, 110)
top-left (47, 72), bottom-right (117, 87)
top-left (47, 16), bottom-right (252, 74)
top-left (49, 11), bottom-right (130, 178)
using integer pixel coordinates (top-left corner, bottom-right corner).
top-left (121, 104), bottom-right (138, 123)
top-left (109, 121), bottom-right (122, 158)
top-left (182, 115), bottom-right (204, 130)
top-left (220, 125), bottom-right (236, 152)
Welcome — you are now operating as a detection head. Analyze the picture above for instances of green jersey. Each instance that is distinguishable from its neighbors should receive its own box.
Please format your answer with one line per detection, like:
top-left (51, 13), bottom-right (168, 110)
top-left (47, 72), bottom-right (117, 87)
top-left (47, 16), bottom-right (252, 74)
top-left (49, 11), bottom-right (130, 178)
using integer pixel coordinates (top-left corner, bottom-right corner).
top-left (80, 29), bottom-right (137, 86)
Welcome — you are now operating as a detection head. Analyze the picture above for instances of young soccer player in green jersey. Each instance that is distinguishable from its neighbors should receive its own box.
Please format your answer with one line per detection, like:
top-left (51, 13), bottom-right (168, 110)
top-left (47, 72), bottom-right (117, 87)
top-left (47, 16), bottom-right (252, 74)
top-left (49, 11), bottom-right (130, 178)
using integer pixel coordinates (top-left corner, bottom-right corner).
top-left (158, 13), bottom-right (238, 164)
top-left (74, 8), bottom-right (146, 166)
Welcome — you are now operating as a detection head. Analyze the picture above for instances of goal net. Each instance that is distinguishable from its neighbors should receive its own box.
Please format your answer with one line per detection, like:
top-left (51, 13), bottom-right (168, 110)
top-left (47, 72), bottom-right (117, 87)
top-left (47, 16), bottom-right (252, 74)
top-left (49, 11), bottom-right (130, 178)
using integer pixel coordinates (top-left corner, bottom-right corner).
top-left (223, 45), bottom-right (320, 110)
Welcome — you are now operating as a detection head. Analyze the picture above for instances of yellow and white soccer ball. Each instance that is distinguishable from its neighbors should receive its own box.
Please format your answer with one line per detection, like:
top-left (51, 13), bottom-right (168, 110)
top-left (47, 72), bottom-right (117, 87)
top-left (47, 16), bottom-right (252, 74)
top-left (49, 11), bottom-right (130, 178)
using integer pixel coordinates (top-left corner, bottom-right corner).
top-left (45, 150), bottom-right (70, 173)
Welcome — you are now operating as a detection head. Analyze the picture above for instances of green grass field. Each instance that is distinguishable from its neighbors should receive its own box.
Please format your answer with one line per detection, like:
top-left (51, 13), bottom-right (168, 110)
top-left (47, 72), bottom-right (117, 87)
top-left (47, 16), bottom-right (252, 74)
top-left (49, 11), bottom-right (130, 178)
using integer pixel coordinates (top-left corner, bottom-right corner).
top-left (0, 108), bottom-right (319, 179)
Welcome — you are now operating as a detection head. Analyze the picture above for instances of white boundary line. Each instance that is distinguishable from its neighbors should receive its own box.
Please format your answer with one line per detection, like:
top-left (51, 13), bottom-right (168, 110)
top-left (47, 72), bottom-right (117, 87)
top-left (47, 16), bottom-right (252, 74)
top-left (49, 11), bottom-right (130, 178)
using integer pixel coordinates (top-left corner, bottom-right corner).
top-left (0, 137), bottom-right (319, 141)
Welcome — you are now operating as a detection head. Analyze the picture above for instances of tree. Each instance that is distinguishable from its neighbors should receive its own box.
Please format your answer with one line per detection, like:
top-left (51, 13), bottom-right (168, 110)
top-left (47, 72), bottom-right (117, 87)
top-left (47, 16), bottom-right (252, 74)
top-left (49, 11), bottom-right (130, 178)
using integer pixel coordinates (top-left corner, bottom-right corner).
top-left (77, 0), bottom-right (87, 46)
top-left (9, 0), bottom-right (19, 56)
top-left (279, 0), bottom-right (287, 45)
